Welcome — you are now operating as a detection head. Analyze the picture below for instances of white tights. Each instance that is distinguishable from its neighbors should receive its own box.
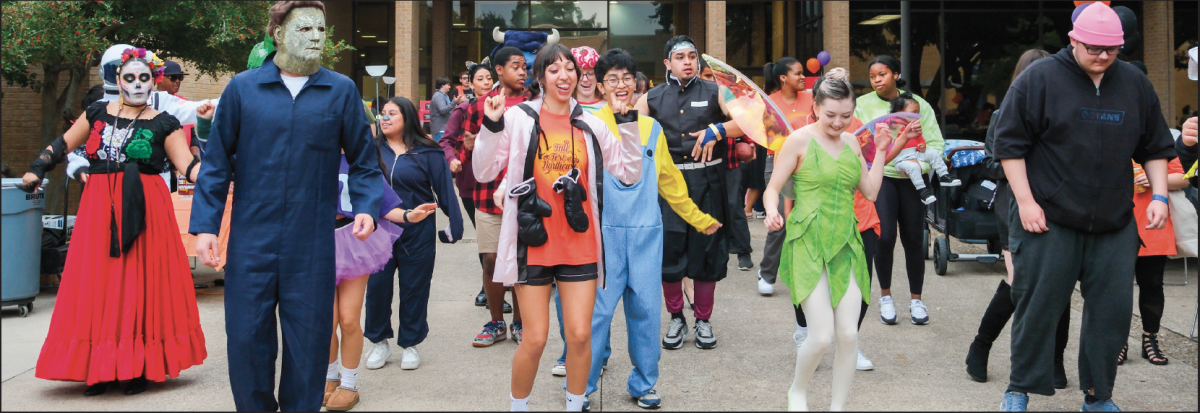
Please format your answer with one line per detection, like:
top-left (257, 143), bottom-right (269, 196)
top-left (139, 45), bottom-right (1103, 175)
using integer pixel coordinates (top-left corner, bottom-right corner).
top-left (789, 268), bottom-right (862, 411)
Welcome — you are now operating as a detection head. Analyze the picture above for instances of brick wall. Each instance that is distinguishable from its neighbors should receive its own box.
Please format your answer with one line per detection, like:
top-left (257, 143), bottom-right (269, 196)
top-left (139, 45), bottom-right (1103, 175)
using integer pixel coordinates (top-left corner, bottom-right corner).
top-left (1143, 1), bottom-right (1174, 125)
top-left (705, 2), bottom-right (726, 60)
top-left (394, 1), bottom-right (419, 101)
top-left (822, 1), bottom-right (850, 72)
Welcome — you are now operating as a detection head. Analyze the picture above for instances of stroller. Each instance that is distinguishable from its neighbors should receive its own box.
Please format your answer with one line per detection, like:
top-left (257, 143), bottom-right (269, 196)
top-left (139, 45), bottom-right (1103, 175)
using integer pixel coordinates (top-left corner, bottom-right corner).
top-left (922, 140), bottom-right (1003, 275)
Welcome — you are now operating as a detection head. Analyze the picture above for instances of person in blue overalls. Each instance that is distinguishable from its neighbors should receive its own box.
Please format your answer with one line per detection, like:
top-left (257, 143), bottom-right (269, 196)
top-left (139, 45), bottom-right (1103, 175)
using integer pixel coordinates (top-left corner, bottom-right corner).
top-left (571, 49), bottom-right (722, 410)
top-left (190, 3), bottom-right (383, 411)
top-left (363, 96), bottom-right (464, 372)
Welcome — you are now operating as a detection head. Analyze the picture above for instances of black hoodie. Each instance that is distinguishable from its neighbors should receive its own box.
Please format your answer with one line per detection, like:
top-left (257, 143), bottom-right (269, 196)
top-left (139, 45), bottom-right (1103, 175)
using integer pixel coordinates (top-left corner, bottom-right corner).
top-left (993, 47), bottom-right (1176, 234)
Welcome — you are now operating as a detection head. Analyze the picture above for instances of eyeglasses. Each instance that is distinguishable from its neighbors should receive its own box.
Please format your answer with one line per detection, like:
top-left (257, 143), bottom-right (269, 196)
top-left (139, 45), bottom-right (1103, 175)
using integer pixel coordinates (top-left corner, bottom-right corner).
top-left (1077, 41), bottom-right (1121, 57)
top-left (580, 72), bottom-right (595, 81)
top-left (603, 75), bottom-right (637, 88)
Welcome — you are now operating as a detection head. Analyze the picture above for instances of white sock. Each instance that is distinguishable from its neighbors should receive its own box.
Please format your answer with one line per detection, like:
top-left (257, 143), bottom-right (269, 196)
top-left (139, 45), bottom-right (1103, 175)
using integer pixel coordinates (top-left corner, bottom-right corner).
top-left (565, 390), bottom-right (585, 411)
top-left (326, 362), bottom-right (340, 380)
top-left (511, 393), bottom-right (530, 412)
top-left (340, 366), bottom-right (358, 389)
top-left (796, 325), bottom-right (808, 337)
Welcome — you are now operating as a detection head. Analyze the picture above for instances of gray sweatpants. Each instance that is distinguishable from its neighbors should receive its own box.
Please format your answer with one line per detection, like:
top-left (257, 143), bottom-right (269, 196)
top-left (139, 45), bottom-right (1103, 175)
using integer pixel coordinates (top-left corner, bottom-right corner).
top-left (892, 147), bottom-right (948, 190)
top-left (1006, 196), bottom-right (1139, 400)
top-left (759, 155), bottom-right (786, 283)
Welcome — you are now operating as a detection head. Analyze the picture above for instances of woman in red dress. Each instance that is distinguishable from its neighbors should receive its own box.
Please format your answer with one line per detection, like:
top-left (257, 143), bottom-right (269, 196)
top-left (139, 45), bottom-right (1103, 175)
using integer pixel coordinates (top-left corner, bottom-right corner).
top-left (18, 48), bottom-right (206, 396)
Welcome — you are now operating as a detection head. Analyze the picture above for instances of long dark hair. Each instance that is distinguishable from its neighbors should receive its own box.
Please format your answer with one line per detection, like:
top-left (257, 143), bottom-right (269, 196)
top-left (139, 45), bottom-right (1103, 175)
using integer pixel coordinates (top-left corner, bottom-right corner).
top-left (532, 43), bottom-right (578, 89)
top-left (1011, 49), bottom-right (1051, 83)
top-left (763, 57), bottom-right (800, 94)
top-left (380, 96), bottom-right (439, 151)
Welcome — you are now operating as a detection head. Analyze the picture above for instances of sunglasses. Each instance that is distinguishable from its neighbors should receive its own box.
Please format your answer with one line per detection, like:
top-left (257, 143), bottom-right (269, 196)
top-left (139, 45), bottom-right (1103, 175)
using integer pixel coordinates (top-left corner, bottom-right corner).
top-left (167, 75), bottom-right (185, 82)
top-left (1077, 41), bottom-right (1121, 57)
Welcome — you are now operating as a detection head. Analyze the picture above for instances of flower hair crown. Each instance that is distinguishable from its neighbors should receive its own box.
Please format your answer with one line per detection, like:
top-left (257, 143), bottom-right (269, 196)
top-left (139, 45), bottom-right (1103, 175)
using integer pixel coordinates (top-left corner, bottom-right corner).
top-left (119, 47), bottom-right (166, 84)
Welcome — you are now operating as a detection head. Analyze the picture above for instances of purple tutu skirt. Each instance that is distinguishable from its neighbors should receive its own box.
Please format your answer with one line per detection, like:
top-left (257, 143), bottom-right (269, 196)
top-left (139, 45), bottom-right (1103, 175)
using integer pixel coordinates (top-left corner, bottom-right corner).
top-left (334, 219), bottom-right (403, 284)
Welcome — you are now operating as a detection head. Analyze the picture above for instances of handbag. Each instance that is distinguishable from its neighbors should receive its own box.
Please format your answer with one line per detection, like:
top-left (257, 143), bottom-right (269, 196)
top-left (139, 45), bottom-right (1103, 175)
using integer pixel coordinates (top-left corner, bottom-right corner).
top-left (1169, 189), bottom-right (1198, 258)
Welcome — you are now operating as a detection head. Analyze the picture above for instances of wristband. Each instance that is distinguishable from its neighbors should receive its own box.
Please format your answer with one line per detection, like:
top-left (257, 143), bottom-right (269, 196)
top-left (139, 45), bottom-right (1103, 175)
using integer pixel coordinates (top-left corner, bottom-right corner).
top-left (185, 157), bottom-right (201, 183)
top-left (401, 209), bottom-right (411, 223)
top-left (701, 123), bottom-right (726, 146)
top-left (1151, 194), bottom-right (1168, 205)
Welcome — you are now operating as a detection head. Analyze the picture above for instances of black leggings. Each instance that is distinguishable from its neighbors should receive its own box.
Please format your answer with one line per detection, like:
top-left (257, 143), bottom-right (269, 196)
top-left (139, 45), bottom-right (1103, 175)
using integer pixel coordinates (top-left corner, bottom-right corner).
top-left (795, 230), bottom-right (878, 330)
top-left (874, 177), bottom-right (926, 295)
top-left (1135, 255), bottom-right (1167, 334)
top-left (461, 196), bottom-right (477, 228)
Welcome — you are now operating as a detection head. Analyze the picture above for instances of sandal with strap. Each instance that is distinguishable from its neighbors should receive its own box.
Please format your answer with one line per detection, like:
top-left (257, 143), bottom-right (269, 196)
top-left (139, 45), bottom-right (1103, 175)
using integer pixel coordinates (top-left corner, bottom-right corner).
top-left (1116, 343), bottom-right (1128, 366)
top-left (1141, 333), bottom-right (1169, 366)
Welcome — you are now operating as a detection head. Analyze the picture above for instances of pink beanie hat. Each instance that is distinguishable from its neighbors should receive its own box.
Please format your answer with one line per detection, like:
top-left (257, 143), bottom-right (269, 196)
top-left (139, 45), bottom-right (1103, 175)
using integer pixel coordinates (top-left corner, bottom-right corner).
top-left (1069, 2), bottom-right (1123, 46)
top-left (571, 46), bottom-right (600, 71)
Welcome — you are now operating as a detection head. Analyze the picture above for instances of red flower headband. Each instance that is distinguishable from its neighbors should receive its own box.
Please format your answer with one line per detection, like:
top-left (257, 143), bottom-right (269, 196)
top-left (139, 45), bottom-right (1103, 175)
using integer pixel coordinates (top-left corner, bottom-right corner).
top-left (119, 47), bottom-right (167, 84)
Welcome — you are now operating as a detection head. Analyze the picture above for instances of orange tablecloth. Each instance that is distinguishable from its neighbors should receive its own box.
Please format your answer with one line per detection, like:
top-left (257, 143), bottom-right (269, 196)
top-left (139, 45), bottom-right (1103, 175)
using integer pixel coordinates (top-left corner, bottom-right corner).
top-left (172, 189), bottom-right (233, 271)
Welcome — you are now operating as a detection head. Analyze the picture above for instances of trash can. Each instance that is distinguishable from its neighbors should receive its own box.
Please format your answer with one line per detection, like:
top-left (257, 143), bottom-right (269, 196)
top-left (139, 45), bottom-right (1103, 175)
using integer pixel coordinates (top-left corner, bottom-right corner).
top-left (2, 178), bottom-right (47, 317)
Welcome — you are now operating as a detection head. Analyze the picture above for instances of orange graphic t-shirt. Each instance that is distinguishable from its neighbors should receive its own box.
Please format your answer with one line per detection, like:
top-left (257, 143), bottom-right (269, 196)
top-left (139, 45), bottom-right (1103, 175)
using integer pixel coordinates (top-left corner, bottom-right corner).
top-left (527, 109), bottom-right (598, 266)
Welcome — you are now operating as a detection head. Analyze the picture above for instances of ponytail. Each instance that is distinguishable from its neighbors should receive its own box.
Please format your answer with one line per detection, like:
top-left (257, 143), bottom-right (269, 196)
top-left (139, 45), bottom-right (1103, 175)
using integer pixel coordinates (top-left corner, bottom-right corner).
top-left (763, 57), bottom-right (801, 94)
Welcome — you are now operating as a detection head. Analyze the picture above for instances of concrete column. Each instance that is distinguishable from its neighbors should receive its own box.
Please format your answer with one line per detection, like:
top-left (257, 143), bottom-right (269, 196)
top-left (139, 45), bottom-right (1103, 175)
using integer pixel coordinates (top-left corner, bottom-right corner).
top-left (395, 1), bottom-right (420, 100)
top-left (705, 1), bottom-right (726, 60)
top-left (1143, 1), bottom-right (1174, 124)
top-left (822, 1), bottom-right (850, 71)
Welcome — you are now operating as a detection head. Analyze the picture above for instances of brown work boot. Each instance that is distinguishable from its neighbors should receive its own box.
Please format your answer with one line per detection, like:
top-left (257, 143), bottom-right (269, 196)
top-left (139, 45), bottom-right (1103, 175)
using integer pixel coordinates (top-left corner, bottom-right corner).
top-left (325, 387), bottom-right (360, 411)
top-left (323, 380), bottom-right (339, 407)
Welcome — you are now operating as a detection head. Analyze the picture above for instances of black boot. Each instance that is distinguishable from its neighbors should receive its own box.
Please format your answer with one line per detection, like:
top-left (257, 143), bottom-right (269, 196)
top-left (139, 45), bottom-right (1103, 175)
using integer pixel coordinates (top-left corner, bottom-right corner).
top-left (84, 381), bottom-right (115, 396)
top-left (966, 280), bottom-right (1016, 383)
top-left (122, 376), bottom-right (148, 395)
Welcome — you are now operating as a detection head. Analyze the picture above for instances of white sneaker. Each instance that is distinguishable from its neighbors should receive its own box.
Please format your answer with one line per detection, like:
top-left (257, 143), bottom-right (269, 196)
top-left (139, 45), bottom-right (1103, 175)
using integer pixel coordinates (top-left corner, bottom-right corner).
top-left (879, 296), bottom-right (898, 325)
top-left (856, 349), bottom-right (875, 371)
top-left (400, 346), bottom-right (420, 370)
top-left (757, 275), bottom-right (774, 295)
top-left (551, 363), bottom-right (566, 376)
top-left (910, 299), bottom-right (930, 325)
top-left (793, 325), bottom-right (807, 348)
top-left (365, 339), bottom-right (391, 370)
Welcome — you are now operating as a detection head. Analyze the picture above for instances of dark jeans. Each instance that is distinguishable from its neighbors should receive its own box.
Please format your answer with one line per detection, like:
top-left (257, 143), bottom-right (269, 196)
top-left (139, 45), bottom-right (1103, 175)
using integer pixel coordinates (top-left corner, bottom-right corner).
top-left (794, 230), bottom-right (878, 330)
top-left (1134, 255), bottom-right (1167, 334)
top-left (1007, 208), bottom-right (1140, 400)
top-left (728, 166), bottom-right (753, 255)
top-left (874, 176), bottom-right (927, 295)
top-left (364, 220), bottom-right (436, 348)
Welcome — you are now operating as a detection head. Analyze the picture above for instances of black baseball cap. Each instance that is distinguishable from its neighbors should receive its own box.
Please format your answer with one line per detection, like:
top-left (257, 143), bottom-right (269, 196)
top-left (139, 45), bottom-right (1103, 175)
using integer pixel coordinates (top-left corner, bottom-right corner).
top-left (163, 61), bottom-right (188, 76)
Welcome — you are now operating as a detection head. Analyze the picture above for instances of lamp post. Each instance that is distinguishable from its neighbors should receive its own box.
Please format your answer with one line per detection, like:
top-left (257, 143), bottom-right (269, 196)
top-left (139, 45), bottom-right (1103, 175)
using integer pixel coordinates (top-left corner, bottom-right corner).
top-left (366, 65), bottom-right (388, 137)
top-left (383, 76), bottom-right (396, 100)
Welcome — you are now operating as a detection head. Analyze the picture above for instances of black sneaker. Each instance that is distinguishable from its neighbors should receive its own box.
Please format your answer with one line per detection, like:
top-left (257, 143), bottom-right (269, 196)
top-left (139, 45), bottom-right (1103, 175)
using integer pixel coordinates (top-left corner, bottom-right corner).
top-left (662, 317), bottom-right (687, 349)
top-left (694, 319), bottom-right (717, 349)
top-left (737, 254), bottom-right (753, 271)
top-left (938, 175), bottom-right (962, 187)
top-left (919, 187), bottom-right (937, 205)
top-left (474, 287), bottom-right (487, 307)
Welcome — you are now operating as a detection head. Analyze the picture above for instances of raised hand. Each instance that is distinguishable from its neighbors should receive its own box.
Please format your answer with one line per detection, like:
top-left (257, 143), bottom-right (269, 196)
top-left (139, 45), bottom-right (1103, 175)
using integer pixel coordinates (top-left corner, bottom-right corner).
top-left (484, 86), bottom-right (507, 122)
top-left (197, 102), bottom-right (215, 120)
top-left (873, 123), bottom-right (894, 152)
top-left (1183, 116), bottom-right (1197, 147)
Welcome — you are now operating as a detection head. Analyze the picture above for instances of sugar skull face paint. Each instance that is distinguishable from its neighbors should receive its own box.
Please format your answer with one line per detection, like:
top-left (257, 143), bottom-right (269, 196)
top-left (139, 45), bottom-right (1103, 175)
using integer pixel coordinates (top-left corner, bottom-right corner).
top-left (119, 61), bottom-right (152, 106)
top-left (272, 7), bottom-right (326, 76)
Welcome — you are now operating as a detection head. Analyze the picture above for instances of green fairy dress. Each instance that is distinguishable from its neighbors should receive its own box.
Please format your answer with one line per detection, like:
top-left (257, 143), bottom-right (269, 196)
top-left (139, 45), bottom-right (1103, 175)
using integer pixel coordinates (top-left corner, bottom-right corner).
top-left (779, 138), bottom-right (870, 307)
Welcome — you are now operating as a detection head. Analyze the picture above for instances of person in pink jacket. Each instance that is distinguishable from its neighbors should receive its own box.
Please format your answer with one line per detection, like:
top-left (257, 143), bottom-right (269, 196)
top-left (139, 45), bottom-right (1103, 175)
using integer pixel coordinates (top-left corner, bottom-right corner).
top-left (473, 43), bottom-right (642, 411)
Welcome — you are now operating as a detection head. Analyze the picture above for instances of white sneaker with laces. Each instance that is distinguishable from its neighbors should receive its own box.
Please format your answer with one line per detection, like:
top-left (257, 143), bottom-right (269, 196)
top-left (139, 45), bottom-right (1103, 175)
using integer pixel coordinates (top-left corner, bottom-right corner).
top-left (910, 299), bottom-right (930, 325)
top-left (757, 275), bottom-right (774, 295)
top-left (551, 363), bottom-right (566, 376)
top-left (856, 348), bottom-right (875, 371)
top-left (365, 339), bottom-right (391, 370)
top-left (879, 296), bottom-right (898, 325)
top-left (400, 346), bottom-right (420, 370)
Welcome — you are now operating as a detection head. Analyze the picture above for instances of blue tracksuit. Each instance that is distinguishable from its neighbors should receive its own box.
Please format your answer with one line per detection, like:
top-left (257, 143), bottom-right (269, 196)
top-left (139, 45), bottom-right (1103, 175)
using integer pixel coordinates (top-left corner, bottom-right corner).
top-left (190, 57), bottom-right (382, 412)
top-left (365, 144), bottom-right (463, 348)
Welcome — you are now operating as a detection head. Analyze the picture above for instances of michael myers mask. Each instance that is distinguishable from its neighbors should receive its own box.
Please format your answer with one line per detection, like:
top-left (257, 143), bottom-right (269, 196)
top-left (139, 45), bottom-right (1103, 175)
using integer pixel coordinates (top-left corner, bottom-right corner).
top-left (119, 61), bottom-right (153, 106)
top-left (272, 7), bottom-right (325, 76)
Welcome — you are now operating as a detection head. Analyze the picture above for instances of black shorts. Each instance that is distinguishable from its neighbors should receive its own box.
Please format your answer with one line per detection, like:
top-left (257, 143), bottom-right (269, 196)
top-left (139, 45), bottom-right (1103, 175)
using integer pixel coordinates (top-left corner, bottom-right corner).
top-left (523, 263), bottom-right (598, 286)
top-left (994, 182), bottom-right (1011, 250)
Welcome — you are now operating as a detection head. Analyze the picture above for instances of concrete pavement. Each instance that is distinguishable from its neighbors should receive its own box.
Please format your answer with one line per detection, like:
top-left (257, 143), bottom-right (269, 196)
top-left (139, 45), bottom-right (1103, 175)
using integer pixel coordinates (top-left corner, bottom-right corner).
top-left (2, 203), bottom-right (1196, 411)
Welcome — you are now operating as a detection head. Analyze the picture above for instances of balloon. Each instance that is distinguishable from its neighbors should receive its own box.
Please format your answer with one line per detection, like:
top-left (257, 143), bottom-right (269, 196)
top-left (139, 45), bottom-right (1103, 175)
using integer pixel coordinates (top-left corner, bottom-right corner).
top-left (1071, 3), bottom-right (1090, 23)
top-left (806, 58), bottom-right (820, 74)
top-left (1074, 1), bottom-right (1109, 6)
top-left (817, 51), bottom-right (831, 66)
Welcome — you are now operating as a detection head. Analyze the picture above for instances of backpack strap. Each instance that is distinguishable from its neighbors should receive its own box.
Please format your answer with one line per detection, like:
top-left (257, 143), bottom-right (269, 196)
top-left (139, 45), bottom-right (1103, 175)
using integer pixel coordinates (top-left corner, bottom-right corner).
top-left (569, 104), bottom-right (604, 227)
top-left (515, 103), bottom-right (543, 183)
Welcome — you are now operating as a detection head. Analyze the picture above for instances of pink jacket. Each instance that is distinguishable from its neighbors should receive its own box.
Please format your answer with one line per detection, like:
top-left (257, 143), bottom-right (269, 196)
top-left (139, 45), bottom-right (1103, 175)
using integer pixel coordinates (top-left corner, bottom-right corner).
top-left (473, 98), bottom-right (642, 286)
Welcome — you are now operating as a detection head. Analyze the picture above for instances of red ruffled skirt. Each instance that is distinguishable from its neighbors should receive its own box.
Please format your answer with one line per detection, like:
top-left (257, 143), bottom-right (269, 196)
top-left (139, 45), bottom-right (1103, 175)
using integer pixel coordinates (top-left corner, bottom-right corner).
top-left (35, 172), bottom-right (207, 385)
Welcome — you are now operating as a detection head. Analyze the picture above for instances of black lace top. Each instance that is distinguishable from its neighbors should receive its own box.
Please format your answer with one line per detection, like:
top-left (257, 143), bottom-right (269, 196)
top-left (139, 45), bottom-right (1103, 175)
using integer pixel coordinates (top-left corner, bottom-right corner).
top-left (83, 101), bottom-right (182, 174)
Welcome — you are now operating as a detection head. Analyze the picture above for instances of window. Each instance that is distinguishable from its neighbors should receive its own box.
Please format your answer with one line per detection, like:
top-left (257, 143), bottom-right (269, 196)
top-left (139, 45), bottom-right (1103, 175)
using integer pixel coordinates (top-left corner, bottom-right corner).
top-left (609, 1), bottom-right (688, 85)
